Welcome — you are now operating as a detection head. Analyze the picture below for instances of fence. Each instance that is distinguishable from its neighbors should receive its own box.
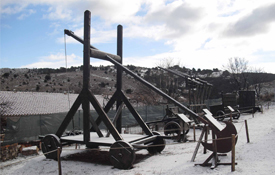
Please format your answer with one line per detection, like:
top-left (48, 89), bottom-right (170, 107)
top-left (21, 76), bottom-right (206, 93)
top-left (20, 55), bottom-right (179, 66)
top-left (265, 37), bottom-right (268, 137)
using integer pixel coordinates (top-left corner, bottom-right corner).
top-left (3, 105), bottom-right (166, 145)
top-left (3, 99), bottom-right (221, 145)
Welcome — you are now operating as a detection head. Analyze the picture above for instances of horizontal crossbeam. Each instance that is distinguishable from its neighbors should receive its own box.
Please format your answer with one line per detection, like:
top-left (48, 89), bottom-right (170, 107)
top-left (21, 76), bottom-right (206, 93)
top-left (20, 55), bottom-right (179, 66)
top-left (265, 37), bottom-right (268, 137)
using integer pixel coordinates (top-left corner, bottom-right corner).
top-left (64, 29), bottom-right (122, 62)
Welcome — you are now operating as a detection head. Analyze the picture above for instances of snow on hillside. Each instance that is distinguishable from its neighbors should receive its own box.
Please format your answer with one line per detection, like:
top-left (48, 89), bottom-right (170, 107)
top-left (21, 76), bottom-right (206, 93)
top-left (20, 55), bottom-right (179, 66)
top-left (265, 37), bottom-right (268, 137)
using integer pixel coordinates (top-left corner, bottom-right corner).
top-left (198, 71), bottom-right (223, 78)
top-left (1, 104), bottom-right (275, 175)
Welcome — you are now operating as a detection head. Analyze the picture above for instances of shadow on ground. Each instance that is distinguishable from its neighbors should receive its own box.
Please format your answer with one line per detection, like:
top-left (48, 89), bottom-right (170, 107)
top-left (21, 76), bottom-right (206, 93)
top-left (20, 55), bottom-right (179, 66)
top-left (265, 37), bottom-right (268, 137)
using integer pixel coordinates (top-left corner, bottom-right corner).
top-left (62, 149), bottom-right (152, 166)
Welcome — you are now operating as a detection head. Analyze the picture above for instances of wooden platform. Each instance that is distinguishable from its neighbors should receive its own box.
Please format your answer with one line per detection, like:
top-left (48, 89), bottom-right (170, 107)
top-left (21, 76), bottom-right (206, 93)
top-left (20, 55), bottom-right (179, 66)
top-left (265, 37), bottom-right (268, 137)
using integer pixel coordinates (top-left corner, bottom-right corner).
top-left (61, 132), bottom-right (149, 146)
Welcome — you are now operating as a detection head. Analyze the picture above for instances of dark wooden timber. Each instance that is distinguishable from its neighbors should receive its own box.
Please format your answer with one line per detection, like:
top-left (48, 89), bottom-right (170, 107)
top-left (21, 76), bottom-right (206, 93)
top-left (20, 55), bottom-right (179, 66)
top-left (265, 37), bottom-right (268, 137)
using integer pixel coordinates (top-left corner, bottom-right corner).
top-left (158, 67), bottom-right (213, 104)
top-left (106, 104), bottom-right (124, 137)
top-left (64, 29), bottom-right (98, 50)
top-left (64, 29), bottom-right (121, 63)
top-left (93, 89), bottom-right (119, 129)
top-left (56, 91), bottom-right (82, 137)
top-left (106, 55), bottom-right (200, 122)
top-left (90, 49), bottom-right (121, 62)
top-left (121, 92), bottom-right (153, 136)
top-left (87, 90), bottom-right (123, 141)
top-left (57, 10), bottom-right (170, 154)
top-left (116, 25), bottom-right (123, 133)
top-left (83, 11), bottom-right (91, 143)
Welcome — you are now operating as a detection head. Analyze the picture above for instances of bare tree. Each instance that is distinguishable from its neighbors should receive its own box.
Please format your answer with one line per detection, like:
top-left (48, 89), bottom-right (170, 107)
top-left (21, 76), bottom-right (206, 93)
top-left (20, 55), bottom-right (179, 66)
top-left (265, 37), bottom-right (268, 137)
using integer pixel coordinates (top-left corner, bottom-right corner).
top-left (250, 67), bottom-right (266, 100)
top-left (156, 57), bottom-right (175, 68)
top-left (223, 57), bottom-right (249, 90)
top-left (156, 57), bottom-right (176, 94)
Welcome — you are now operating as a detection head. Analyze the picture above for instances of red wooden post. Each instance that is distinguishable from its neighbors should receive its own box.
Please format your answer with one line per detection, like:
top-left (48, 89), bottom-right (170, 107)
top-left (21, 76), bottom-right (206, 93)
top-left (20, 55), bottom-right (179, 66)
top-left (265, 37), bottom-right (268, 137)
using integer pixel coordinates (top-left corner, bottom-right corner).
top-left (212, 132), bottom-right (217, 169)
top-left (203, 126), bottom-right (208, 154)
top-left (231, 134), bottom-right (236, 172)
top-left (57, 147), bottom-right (62, 175)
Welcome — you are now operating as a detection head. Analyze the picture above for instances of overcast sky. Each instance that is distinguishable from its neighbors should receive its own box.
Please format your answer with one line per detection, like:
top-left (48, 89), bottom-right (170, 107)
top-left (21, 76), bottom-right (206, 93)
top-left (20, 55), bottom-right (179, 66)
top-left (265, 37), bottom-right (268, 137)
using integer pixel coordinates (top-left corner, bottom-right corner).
top-left (1, 0), bottom-right (275, 73)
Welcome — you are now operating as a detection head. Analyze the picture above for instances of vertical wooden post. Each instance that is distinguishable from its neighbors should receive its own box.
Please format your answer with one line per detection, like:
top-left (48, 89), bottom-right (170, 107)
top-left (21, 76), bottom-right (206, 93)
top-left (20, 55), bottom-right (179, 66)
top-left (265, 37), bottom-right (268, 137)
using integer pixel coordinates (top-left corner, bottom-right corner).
top-left (245, 120), bottom-right (250, 143)
top-left (179, 120), bottom-right (184, 136)
top-left (211, 139), bottom-right (218, 169)
top-left (83, 10), bottom-right (91, 143)
top-left (230, 112), bottom-right (233, 122)
top-left (193, 124), bottom-right (196, 141)
top-left (203, 126), bottom-right (208, 154)
top-left (155, 124), bottom-right (158, 131)
top-left (252, 109), bottom-right (254, 118)
top-left (57, 147), bottom-right (62, 175)
top-left (211, 131), bottom-right (217, 169)
top-left (231, 134), bottom-right (236, 172)
top-left (116, 25), bottom-right (123, 133)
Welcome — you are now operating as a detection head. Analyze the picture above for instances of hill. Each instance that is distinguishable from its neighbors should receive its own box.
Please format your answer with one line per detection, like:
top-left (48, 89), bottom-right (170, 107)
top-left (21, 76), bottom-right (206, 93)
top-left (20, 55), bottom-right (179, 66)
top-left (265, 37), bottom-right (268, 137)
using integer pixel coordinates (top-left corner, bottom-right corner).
top-left (1, 66), bottom-right (275, 103)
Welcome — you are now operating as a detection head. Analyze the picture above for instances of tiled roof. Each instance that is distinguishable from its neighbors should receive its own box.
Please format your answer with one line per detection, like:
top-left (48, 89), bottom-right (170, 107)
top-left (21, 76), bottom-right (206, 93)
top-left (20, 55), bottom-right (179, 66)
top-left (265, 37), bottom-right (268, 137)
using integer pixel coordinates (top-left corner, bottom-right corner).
top-left (0, 91), bottom-right (104, 116)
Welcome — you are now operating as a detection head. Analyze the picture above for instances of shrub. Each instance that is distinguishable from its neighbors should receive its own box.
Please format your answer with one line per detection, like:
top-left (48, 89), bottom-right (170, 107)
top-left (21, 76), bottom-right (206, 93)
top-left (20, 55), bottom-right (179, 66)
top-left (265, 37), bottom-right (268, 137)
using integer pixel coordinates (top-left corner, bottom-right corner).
top-left (2, 73), bottom-right (9, 78)
top-left (99, 82), bottom-right (106, 88)
top-left (45, 74), bottom-right (51, 81)
top-left (260, 92), bottom-right (274, 101)
top-left (126, 89), bottom-right (132, 94)
top-left (36, 85), bottom-right (40, 91)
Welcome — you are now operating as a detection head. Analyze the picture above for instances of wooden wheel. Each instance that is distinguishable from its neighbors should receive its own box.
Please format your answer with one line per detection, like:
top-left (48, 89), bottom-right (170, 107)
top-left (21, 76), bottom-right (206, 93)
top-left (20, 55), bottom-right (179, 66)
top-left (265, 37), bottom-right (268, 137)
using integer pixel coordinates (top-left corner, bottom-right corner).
top-left (147, 131), bottom-right (166, 154)
top-left (233, 110), bottom-right (241, 119)
top-left (109, 140), bottom-right (136, 169)
top-left (201, 121), bottom-right (238, 153)
top-left (41, 134), bottom-right (62, 160)
top-left (164, 121), bottom-right (182, 142)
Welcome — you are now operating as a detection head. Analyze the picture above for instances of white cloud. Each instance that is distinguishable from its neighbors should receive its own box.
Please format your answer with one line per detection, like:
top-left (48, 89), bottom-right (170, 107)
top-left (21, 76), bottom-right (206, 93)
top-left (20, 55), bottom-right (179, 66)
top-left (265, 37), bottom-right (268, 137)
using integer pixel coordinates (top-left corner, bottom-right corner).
top-left (144, 1), bottom-right (204, 38)
top-left (0, 1), bottom-right (27, 15)
top-left (3, 0), bottom-right (275, 73)
top-left (43, 6), bottom-right (72, 21)
top-left (124, 24), bottom-right (166, 40)
top-left (17, 9), bottom-right (36, 20)
top-left (250, 62), bottom-right (275, 74)
top-left (21, 53), bottom-right (82, 68)
top-left (42, 53), bottom-right (65, 61)
top-left (223, 3), bottom-right (275, 37)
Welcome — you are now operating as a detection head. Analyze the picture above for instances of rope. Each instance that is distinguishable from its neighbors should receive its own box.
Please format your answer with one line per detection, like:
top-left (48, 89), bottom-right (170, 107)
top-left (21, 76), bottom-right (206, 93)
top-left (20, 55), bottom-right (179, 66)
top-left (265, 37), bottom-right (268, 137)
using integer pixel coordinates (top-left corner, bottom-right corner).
top-left (64, 33), bottom-right (71, 109)
top-left (64, 33), bottom-right (75, 132)
top-left (236, 121), bottom-right (245, 137)
top-left (214, 108), bottom-right (254, 119)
